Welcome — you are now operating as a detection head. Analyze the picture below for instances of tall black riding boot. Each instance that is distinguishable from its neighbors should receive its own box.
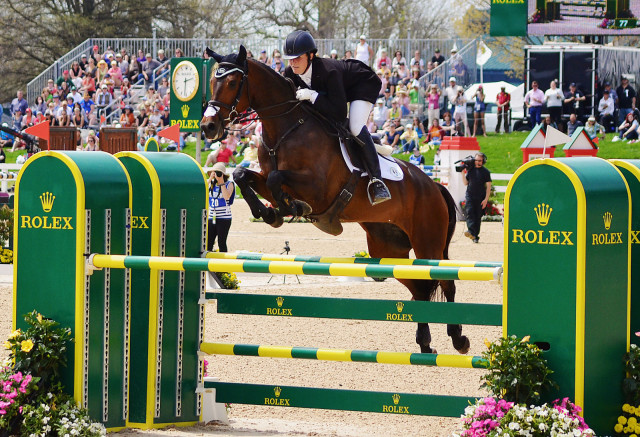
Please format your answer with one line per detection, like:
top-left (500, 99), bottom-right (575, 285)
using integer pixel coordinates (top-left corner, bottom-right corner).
top-left (356, 127), bottom-right (392, 205)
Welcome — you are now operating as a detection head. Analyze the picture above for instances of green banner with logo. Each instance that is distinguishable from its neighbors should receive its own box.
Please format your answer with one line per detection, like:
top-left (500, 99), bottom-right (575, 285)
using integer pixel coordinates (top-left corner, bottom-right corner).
top-left (490, 1), bottom-right (527, 36)
top-left (170, 57), bottom-right (204, 132)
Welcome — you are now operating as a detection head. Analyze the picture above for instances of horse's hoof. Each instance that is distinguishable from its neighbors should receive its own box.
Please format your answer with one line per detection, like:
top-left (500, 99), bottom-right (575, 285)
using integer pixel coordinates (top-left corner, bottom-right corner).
top-left (271, 214), bottom-right (284, 228)
top-left (454, 336), bottom-right (470, 355)
top-left (419, 345), bottom-right (437, 354)
top-left (263, 209), bottom-right (283, 228)
top-left (296, 200), bottom-right (312, 216)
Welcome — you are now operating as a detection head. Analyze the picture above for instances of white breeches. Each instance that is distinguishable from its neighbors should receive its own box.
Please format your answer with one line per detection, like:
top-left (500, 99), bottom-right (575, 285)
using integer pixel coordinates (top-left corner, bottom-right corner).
top-left (349, 100), bottom-right (373, 136)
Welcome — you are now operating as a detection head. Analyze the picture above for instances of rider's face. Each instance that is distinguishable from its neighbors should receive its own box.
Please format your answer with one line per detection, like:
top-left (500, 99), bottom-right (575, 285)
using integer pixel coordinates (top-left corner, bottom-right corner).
top-left (289, 54), bottom-right (309, 74)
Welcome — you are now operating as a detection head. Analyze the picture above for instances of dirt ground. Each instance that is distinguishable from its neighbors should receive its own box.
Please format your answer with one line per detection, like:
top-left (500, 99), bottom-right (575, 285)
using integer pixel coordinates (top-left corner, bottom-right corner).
top-left (0, 199), bottom-right (505, 437)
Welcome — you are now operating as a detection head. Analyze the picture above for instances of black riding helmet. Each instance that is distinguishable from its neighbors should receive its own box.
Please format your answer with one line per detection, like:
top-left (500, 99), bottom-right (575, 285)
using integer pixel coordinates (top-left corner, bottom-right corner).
top-left (282, 30), bottom-right (317, 59)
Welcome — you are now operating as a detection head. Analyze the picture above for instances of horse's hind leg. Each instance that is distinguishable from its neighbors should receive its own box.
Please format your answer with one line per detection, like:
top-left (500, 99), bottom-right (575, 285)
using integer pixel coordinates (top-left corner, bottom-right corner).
top-left (441, 279), bottom-right (470, 354)
top-left (232, 167), bottom-right (283, 227)
top-left (360, 222), bottom-right (437, 354)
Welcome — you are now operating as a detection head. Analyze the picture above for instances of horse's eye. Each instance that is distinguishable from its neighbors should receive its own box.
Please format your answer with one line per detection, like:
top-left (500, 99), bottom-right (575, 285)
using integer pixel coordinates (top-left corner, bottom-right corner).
top-left (228, 80), bottom-right (237, 87)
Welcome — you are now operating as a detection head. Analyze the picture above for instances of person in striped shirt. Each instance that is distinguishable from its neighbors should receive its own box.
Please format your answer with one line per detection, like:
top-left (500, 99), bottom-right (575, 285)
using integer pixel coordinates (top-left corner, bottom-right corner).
top-left (207, 162), bottom-right (235, 252)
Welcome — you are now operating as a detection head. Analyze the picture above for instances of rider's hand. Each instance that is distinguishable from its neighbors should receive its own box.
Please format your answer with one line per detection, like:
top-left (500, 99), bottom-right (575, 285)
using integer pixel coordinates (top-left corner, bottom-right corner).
top-left (296, 88), bottom-right (318, 103)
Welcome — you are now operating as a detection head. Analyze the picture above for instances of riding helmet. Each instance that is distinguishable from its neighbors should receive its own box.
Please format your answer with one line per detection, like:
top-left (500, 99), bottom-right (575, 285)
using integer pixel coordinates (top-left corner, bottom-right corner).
top-left (282, 30), bottom-right (317, 59)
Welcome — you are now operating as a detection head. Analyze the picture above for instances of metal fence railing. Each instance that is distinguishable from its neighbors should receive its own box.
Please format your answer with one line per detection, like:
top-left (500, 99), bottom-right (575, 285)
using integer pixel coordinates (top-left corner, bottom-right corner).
top-left (27, 37), bottom-right (474, 105)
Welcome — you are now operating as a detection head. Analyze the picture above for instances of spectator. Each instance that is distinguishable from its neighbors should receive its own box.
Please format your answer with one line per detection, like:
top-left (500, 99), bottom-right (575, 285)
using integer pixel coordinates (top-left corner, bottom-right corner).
top-left (239, 140), bottom-right (259, 168)
top-left (544, 80), bottom-right (564, 127)
top-left (378, 60), bottom-right (391, 76)
top-left (354, 35), bottom-right (373, 65)
top-left (409, 80), bottom-right (424, 117)
top-left (462, 153), bottom-right (491, 244)
top-left (80, 71), bottom-right (96, 98)
top-left (396, 86), bottom-right (411, 116)
top-left (57, 108), bottom-right (71, 127)
top-left (137, 106), bottom-right (150, 136)
top-left (602, 81), bottom-right (617, 104)
top-left (69, 60), bottom-right (84, 82)
top-left (71, 106), bottom-right (85, 128)
top-left (50, 94), bottom-right (61, 114)
top-left (412, 116), bottom-right (425, 141)
top-left (473, 85), bottom-right (487, 137)
top-left (426, 84), bottom-right (441, 128)
top-left (80, 93), bottom-right (95, 115)
top-left (524, 81), bottom-right (544, 126)
top-left (343, 50), bottom-right (353, 60)
top-left (96, 60), bottom-right (109, 84)
top-left (452, 86), bottom-right (469, 137)
top-left (68, 86), bottom-right (83, 105)
top-left (584, 116), bottom-right (605, 141)
top-left (116, 53), bottom-right (129, 77)
top-left (375, 48), bottom-right (391, 70)
top-left (450, 55), bottom-right (467, 84)
top-left (149, 107), bottom-right (162, 128)
top-left (79, 53), bottom-right (89, 70)
top-left (205, 141), bottom-right (234, 166)
top-left (613, 111), bottom-right (638, 142)
top-left (566, 112), bottom-right (583, 136)
top-left (46, 79), bottom-right (56, 94)
top-left (445, 77), bottom-right (458, 111)
top-left (431, 48), bottom-right (445, 66)
top-left (120, 106), bottom-right (136, 127)
top-left (434, 147), bottom-right (441, 165)
top-left (90, 45), bottom-right (102, 65)
top-left (400, 123), bottom-right (419, 153)
top-left (396, 61), bottom-right (410, 85)
top-left (0, 123), bottom-right (14, 149)
top-left (409, 147), bottom-right (425, 166)
top-left (56, 70), bottom-right (73, 89)
top-left (87, 106), bottom-right (100, 129)
top-left (540, 115), bottom-right (557, 133)
top-left (410, 50), bottom-right (424, 71)
top-left (157, 77), bottom-right (169, 98)
top-left (10, 90), bottom-right (28, 117)
top-left (95, 85), bottom-right (113, 115)
top-left (426, 118), bottom-right (445, 145)
top-left (381, 123), bottom-right (400, 151)
top-left (128, 58), bottom-right (141, 83)
top-left (174, 48), bottom-right (184, 58)
top-left (142, 53), bottom-right (161, 88)
top-left (84, 132), bottom-right (99, 151)
top-left (372, 98), bottom-right (389, 129)
top-left (598, 89), bottom-right (615, 132)
top-left (391, 50), bottom-right (406, 70)
top-left (257, 50), bottom-right (268, 64)
top-left (329, 49), bottom-right (339, 60)
top-left (495, 86), bottom-right (510, 134)
top-left (160, 107), bottom-right (171, 128)
top-left (32, 95), bottom-right (47, 115)
top-left (108, 61), bottom-right (123, 86)
top-left (563, 82), bottom-right (586, 119)
top-left (617, 76), bottom-right (636, 126)
top-left (84, 58), bottom-right (97, 79)
top-left (440, 112), bottom-right (457, 137)
top-left (136, 49), bottom-right (146, 65)
top-left (12, 110), bottom-right (23, 131)
top-left (58, 99), bottom-right (72, 118)
top-left (34, 111), bottom-right (45, 125)
top-left (389, 99), bottom-right (402, 121)
top-left (272, 55), bottom-right (285, 74)
top-left (21, 108), bottom-right (35, 128)
top-left (156, 49), bottom-right (169, 72)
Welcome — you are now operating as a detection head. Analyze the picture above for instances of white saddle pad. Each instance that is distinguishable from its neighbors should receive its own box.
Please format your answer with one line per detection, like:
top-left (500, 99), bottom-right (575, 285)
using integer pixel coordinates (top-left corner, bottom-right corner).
top-left (339, 139), bottom-right (404, 181)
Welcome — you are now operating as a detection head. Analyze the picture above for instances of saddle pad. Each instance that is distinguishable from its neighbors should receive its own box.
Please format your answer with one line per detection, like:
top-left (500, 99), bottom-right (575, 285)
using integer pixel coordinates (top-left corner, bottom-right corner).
top-left (339, 139), bottom-right (404, 181)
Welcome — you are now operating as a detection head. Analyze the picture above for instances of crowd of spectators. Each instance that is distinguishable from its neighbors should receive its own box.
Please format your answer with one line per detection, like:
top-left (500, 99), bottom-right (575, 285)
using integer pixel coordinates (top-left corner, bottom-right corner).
top-left (524, 76), bottom-right (640, 143)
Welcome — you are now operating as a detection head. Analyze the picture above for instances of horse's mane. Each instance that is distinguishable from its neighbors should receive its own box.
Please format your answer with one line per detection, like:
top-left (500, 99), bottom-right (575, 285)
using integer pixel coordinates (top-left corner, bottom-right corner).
top-left (247, 59), bottom-right (296, 99)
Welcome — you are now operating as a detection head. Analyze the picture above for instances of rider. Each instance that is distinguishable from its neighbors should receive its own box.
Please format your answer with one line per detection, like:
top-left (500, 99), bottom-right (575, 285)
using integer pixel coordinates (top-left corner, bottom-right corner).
top-left (282, 30), bottom-right (392, 205)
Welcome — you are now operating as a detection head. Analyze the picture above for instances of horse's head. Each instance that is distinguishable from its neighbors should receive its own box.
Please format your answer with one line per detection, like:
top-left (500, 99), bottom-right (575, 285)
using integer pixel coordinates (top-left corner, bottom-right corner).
top-left (201, 45), bottom-right (249, 140)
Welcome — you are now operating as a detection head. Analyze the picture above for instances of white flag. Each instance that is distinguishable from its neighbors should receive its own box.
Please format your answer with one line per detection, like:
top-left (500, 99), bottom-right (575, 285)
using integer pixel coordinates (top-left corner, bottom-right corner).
top-left (476, 41), bottom-right (492, 66)
top-left (545, 126), bottom-right (571, 148)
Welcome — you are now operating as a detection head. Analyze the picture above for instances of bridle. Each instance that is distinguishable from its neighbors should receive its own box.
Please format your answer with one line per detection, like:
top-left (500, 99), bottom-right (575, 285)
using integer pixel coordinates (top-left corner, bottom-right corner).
top-left (206, 61), bottom-right (302, 127)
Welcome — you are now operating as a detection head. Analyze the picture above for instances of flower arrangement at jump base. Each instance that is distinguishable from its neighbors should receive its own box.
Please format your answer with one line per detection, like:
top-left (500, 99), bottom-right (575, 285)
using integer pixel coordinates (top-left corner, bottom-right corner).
top-left (614, 339), bottom-right (640, 436)
top-left (216, 271), bottom-right (240, 289)
top-left (454, 335), bottom-right (594, 436)
top-left (1, 310), bottom-right (105, 435)
top-left (354, 250), bottom-right (385, 282)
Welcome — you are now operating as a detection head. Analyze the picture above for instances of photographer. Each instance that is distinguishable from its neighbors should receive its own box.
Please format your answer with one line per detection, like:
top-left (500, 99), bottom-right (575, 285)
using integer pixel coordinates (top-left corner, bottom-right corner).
top-left (462, 153), bottom-right (492, 243)
top-left (207, 162), bottom-right (235, 252)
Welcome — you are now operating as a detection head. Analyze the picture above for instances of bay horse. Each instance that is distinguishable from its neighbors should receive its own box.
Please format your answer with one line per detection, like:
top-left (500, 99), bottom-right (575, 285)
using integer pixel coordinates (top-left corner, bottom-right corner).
top-left (201, 45), bottom-right (469, 355)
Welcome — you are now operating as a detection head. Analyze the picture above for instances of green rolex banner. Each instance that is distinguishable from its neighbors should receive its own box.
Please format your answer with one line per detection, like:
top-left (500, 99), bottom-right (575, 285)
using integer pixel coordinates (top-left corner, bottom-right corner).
top-left (490, 1), bottom-right (528, 36)
top-left (170, 57), bottom-right (204, 132)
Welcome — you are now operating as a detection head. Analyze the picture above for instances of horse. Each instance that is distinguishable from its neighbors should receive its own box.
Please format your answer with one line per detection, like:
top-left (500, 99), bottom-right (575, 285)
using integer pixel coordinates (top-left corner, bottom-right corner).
top-left (201, 45), bottom-right (469, 355)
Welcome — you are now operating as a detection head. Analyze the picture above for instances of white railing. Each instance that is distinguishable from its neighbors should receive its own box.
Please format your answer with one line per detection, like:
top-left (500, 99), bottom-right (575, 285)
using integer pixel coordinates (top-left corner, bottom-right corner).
top-left (0, 164), bottom-right (22, 193)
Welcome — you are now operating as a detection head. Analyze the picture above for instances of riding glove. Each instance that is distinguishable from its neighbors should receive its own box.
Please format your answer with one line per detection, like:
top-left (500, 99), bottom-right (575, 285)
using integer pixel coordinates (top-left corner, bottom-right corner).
top-left (296, 88), bottom-right (319, 103)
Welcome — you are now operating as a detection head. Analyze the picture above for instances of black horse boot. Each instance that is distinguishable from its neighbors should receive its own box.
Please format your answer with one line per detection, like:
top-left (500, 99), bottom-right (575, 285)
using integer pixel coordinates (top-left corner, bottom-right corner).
top-left (356, 127), bottom-right (391, 205)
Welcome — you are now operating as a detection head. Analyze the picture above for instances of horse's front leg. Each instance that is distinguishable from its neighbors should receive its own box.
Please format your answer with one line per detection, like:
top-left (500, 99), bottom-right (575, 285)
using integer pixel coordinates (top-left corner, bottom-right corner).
top-left (266, 170), bottom-right (312, 217)
top-left (233, 167), bottom-right (284, 227)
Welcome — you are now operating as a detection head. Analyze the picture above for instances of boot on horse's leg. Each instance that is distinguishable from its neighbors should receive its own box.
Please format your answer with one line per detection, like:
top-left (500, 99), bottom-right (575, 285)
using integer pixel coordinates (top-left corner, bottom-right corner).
top-left (356, 127), bottom-right (391, 205)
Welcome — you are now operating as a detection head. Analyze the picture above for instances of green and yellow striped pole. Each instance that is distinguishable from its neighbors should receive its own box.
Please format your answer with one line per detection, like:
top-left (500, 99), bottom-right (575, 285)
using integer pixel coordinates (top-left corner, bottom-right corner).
top-left (200, 342), bottom-right (487, 368)
top-left (205, 251), bottom-right (503, 268)
top-left (89, 254), bottom-right (502, 282)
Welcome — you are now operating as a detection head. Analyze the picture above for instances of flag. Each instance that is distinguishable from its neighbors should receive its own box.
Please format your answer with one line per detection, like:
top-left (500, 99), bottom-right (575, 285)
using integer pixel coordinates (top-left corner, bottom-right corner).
top-left (158, 124), bottom-right (181, 144)
top-left (545, 126), bottom-right (571, 148)
top-left (476, 41), bottom-right (492, 66)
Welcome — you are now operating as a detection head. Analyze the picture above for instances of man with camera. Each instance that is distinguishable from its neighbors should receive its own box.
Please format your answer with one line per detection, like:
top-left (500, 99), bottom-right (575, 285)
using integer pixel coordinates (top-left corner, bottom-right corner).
top-left (462, 152), bottom-right (492, 243)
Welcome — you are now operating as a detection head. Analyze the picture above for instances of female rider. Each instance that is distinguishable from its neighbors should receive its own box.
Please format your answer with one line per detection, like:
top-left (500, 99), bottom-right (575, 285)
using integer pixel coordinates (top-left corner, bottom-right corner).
top-left (282, 30), bottom-right (391, 205)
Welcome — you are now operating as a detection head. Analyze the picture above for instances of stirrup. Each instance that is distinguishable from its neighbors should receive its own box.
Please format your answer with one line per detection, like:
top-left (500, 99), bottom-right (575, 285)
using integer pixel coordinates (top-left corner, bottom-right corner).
top-left (367, 178), bottom-right (391, 206)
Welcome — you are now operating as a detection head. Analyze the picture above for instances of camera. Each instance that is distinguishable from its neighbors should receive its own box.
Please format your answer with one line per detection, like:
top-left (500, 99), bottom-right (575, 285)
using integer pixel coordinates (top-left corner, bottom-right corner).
top-left (455, 155), bottom-right (475, 172)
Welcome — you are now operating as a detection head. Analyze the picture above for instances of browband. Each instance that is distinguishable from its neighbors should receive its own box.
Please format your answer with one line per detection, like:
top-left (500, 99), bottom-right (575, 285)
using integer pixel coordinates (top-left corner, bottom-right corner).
top-left (214, 62), bottom-right (246, 78)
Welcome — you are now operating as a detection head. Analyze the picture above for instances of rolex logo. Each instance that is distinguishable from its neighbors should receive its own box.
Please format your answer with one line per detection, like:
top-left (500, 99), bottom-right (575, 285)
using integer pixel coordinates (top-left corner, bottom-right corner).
top-left (396, 302), bottom-right (404, 312)
top-left (274, 386), bottom-right (282, 398)
top-left (181, 104), bottom-right (190, 118)
top-left (603, 212), bottom-right (612, 230)
top-left (534, 203), bottom-right (552, 226)
top-left (276, 296), bottom-right (284, 307)
top-left (392, 394), bottom-right (400, 405)
top-left (40, 192), bottom-right (55, 212)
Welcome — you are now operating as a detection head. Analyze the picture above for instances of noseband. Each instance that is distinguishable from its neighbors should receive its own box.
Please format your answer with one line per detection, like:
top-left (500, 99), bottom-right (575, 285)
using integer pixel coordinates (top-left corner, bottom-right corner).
top-left (207, 62), bottom-right (248, 124)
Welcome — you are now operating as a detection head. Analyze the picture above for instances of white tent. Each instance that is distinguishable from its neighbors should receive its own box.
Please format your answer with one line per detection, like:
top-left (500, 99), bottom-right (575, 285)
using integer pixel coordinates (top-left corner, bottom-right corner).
top-left (464, 81), bottom-right (521, 105)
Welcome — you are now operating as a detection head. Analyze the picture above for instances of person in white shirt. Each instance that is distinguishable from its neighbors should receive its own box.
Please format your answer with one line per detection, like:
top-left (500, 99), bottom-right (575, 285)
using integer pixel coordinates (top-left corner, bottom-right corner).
top-left (445, 77), bottom-right (458, 111)
top-left (354, 35), bottom-right (374, 65)
top-left (544, 80), bottom-right (564, 127)
top-left (372, 98), bottom-right (389, 129)
top-left (598, 89), bottom-right (615, 132)
top-left (409, 50), bottom-right (425, 71)
top-left (524, 81), bottom-right (544, 126)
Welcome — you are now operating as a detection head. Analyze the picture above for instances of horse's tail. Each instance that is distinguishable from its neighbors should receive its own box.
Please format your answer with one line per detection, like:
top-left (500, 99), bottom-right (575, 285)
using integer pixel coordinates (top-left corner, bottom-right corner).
top-left (437, 183), bottom-right (457, 261)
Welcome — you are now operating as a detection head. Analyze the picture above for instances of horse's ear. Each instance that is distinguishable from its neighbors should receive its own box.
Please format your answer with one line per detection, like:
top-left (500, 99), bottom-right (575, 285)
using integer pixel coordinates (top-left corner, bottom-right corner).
top-left (237, 45), bottom-right (247, 66)
top-left (204, 47), bottom-right (223, 63)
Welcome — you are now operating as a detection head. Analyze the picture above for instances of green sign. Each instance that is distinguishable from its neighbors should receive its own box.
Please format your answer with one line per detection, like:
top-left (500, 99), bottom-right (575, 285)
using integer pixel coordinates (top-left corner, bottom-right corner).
top-left (490, 1), bottom-right (527, 36)
top-left (170, 57), bottom-right (204, 132)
